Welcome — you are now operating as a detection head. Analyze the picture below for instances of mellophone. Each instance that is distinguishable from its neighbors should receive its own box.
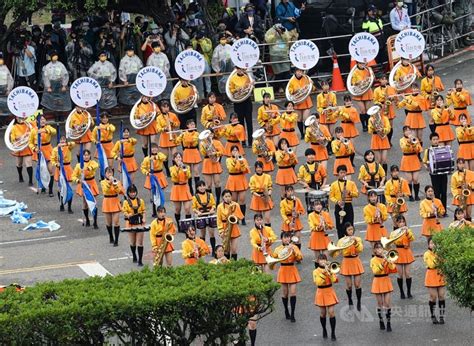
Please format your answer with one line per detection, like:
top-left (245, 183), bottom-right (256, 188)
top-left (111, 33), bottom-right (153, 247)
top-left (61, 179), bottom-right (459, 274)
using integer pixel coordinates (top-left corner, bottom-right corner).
top-left (179, 213), bottom-right (218, 232)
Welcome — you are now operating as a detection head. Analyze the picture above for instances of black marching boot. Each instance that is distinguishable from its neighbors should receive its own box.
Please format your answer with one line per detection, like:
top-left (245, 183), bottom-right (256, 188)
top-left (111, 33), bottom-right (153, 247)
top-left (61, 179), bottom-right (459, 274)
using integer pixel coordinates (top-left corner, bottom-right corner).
top-left (106, 225), bottom-right (114, 243)
top-left (282, 297), bottom-right (290, 320)
top-left (346, 288), bottom-right (353, 306)
top-left (406, 277), bottom-right (413, 298)
top-left (48, 176), bottom-right (54, 197)
top-left (188, 178), bottom-right (194, 195)
top-left (93, 213), bottom-right (98, 229)
top-left (17, 166), bottom-right (24, 182)
top-left (289, 296), bottom-right (296, 322)
top-left (429, 301), bottom-right (439, 324)
top-left (397, 278), bottom-right (406, 299)
top-left (67, 200), bottom-right (73, 214)
top-left (386, 309), bottom-right (392, 332)
top-left (329, 316), bottom-right (336, 340)
top-left (27, 166), bottom-right (33, 186)
top-left (137, 246), bottom-right (144, 266)
top-left (113, 226), bottom-right (120, 246)
top-left (378, 308), bottom-right (385, 330)
top-left (130, 245), bottom-right (137, 262)
top-left (320, 317), bottom-right (328, 338)
top-left (58, 192), bottom-right (65, 211)
top-left (439, 300), bottom-right (445, 324)
top-left (249, 329), bottom-right (256, 346)
top-left (210, 236), bottom-right (216, 257)
top-left (240, 204), bottom-right (246, 225)
top-left (356, 287), bottom-right (362, 311)
top-left (414, 183), bottom-right (420, 201)
top-left (83, 209), bottom-right (90, 227)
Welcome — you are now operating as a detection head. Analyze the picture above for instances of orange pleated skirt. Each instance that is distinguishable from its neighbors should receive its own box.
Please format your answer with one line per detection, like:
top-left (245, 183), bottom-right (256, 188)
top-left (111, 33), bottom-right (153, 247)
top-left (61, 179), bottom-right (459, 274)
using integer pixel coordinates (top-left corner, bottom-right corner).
top-left (137, 122), bottom-right (158, 136)
top-left (310, 143), bottom-right (329, 162)
top-left (425, 268), bottom-right (446, 287)
top-left (371, 135), bottom-right (391, 150)
top-left (155, 235), bottom-right (174, 253)
top-left (371, 275), bottom-right (393, 294)
top-left (225, 173), bottom-right (248, 192)
top-left (458, 143), bottom-right (474, 160)
top-left (405, 112), bottom-right (426, 129)
top-left (333, 157), bottom-right (354, 175)
top-left (54, 163), bottom-right (73, 182)
top-left (159, 133), bottom-right (178, 148)
top-left (120, 156), bottom-right (138, 173)
top-left (282, 218), bottom-right (303, 232)
top-left (341, 123), bottom-right (359, 138)
top-left (386, 106), bottom-right (396, 120)
top-left (224, 141), bottom-right (244, 156)
top-left (314, 286), bottom-right (339, 307)
top-left (422, 218), bottom-right (442, 237)
top-left (365, 223), bottom-right (388, 242)
top-left (183, 148), bottom-right (202, 164)
top-left (266, 126), bottom-right (281, 137)
top-left (280, 130), bottom-right (299, 147)
top-left (341, 256), bottom-right (365, 276)
top-left (320, 112), bottom-right (337, 125)
top-left (33, 143), bottom-right (53, 162)
top-left (75, 179), bottom-right (99, 197)
top-left (170, 183), bottom-right (192, 202)
top-left (144, 171), bottom-right (168, 189)
top-left (453, 191), bottom-right (474, 206)
top-left (395, 247), bottom-right (414, 264)
top-left (277, 264), bottom-right (301, 284)
top-left (221, 222), bottom-right (241, 238)
top-left (252, 247), bottom-right (271, 265)
top-left (276, 167), bottom-right (297, 185)
top-left (353, 88), bottom-right (373, 101)
top-left (400, 153), bottom-right (421, 172)
top-left (202, 158), bottom-right (223, 175)
top-left (295, 97), bottom-right (313, 110)
top-left (75, 130), bottom-right (93, 144)
top-left (435, 124), bottom-right (454, 142)
top-left (256, 157), bottom-right (274, 173)
top-left (93, 141), bottom-right (114, 159)
top-left (250, 195), bottom-right (274, 211)
top-left (308, 231), bottom-right (330, 251)
top-left (102, 195), bottom-right (122, 213)
top-left (11, 146), bottom-right (33, 157)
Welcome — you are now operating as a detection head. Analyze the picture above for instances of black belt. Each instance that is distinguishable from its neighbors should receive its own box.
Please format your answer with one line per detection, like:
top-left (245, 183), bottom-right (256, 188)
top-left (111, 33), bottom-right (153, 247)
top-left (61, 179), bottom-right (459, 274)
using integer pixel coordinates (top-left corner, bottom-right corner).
top-left (42, 142), bottom-right (51, 146)
top-left (174, 182), bottom-right (187, 185)
top-left (156, 235), bottom-right (162, 238)
top-left (396, 245), bottom-right (405, 248)
top-left (436, 122), bottom-right (449, 126)
top-left (151, 169), bottom-right (163, 173)
top-left (426, 216), bottom-right (437, 219)
top-left (454, 107), bottom-right (467, 110)
top-left (311, 142), bottom-right (323, 146)
top-left (63, 162), bottom-right (70, 166)
top-left (459, 141), bottom-right (474, 144)
top-left (409, 110), bottom-right (422, 113)
top-left (183, 146), bottom-right (198, 149)
top-left (282, 129), bottom-right (295, 132)
top-left (403, 153), bottom-right (417, 156)
top-left (341, 121), bottom-right (352, 124)
top-left (85, 177), bottom-right (94, 181)
top-left (229, 172), bottom-right (243, 175)
top-left (280, 263), bottom-right (294, 266)
top-left (228, 139), bottom-right (240, 143)
top-left (101, 140), bottom-right (112, 144)
top-left (343, 255), bottom-right (358, 258)
top-left (279, 165), bottom-right (294, 169)
top-left (104, 194), bottom-right (118, 198)
top-left (375, 274), bottom-right (388, 277)
top-left (123, 154), bottom-right (134, 158)
top-left (318, 284), bottom-right (332, 288)
top-left (336, 155), bottom-right (351, 159)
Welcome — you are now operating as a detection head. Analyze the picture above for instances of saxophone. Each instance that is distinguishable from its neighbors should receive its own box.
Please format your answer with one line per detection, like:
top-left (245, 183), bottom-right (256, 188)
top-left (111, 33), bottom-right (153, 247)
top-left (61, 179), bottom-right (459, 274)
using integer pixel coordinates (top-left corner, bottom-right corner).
top-left (383, 87), bottom-right (391, 117)
top-left (460, 171), bottom-right (471, 211)
top-left (372, 112), bottom-right (386, 139)
top-left (223, 203), bottom-right (238, 254)
top-left (153, 221), bottom-right (174, 266)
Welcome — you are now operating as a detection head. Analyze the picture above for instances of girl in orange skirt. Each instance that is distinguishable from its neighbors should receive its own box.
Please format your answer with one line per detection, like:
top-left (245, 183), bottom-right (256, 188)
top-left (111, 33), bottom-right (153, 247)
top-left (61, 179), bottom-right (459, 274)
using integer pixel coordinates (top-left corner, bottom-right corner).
top-left (280, 185), bottom-right (305, 249)
top-left (339, 95), bottom-right (360, 140)
top-left (451, 158), bottom-right (474, 220)
top-left (181, 225), bottom-right (211, 265)
top-left (431, 95), bottom-right (455, 146)
top-left (456, 114), bottom-right (474, 170)
top-left (71, 149), bottom-right (99, 228)
top-left (156, 100), bottom-right (180, 177)
top-left (101, 167), bottom-right (125, 246)
top-left (368, 107), bottom-right (391, 167)
top-left (304, 113), bottom-right (331, 169)
top-left (317, 81), bottom-right (338, 142)
top-left (249, 161), bottom-right (274, 225)
top-left (424, 237), bottom-right (446, 324)
top-left (339, 222), bottom-right (364, 311)
top-left (363, 190), bottom-right (388, 246)
top-left (140, 143), bottom-right (168, 217)
top-left (192, 180), bottom-right (217, 254)
top-left (391, 215), bottom-right (415, 299)
top-left (384, 165), bottom-right (411, 219)
top-left (199, 129), bottom-right (225, 204)
top-left (332, 126), bottom-right (355, 177)
top-left (398, 83), bottom-right (428, 144)
top-left (279, 101), bottom-right (299, 147)
top-left (358, 150), bottom-right (386, 195)
top-left (289, 68), bottom-right (313, 139)
top-left (351, 62), bottom-right (374, 133)
top-left (226, 145), bottom-right (250, 224)
top-left (446, 79), bottom-right (472, 125)
top-left (257, 92), bottom-right (281, 145)
top-left (216, 189), bottom-right (244, 260)
top-left (223, 113), bottom-right (246, 156)
top-left (51, 135), bottom-right (75, 213)
top-left (122, 185), bottom-right (146, 266)
top-left (150, 206), bottom-right (177, 267)
top-left (400, 126), bottom-right (422, 201)
top-left (92, 112), bottom-right (115, 169)
top-left (69, 106), bottom-right (94, 154)
top-left (200, 92), bottom-right (227, 134)
top-left (10, 117), bottom-right (34, 185)
top-left (313, 254), bottom-right (338, 340)
top-left (251, 131), bottom-right (276, 173)
top-left (134, 96), bottom-right (159, 156)
top-left (112, 127), bottom-right (138, 183)
top-left (273, 232), bottom-right (303, 322)
top-left (170, 152), bottom-right (192, 231)
top-left (275, 138), bottom-right (298, 197)
top-left (371, 242), bottom-right (396, 332)
top-left (308, 200), bottom-right (334, 257)
top-left (421, 65), bottom-right (445, 132)
top-left (28, 115), bottom-right (57, 196)
top-left (249, 213), bottom-right (277, 273)
top-left (174, 118), bottom-right (201, 194)
top-left (420, 185), bottom-right (445, 237)
top-left (373, 75), bottom-right (397, 144)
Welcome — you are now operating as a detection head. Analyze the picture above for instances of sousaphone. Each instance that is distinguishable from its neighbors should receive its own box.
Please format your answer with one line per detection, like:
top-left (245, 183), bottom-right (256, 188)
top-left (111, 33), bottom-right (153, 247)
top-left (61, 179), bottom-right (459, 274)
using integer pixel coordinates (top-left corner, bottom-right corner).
top-left (4, 118), bottom-right (32, 152)
top-left (225, 69), bottom-right (254, 103)
top-left (130, 99), bottom-right (158, 129)
top-left (65, 108), bottom-right (92, 140)
top-left (285, 74), bottom-right (313, 104)
top-left (170, 81), bottom-right (199, 114)
top-left (389, 60), bottom-right (417, 91)
top-left (347, 64), bottom-right (375, 96)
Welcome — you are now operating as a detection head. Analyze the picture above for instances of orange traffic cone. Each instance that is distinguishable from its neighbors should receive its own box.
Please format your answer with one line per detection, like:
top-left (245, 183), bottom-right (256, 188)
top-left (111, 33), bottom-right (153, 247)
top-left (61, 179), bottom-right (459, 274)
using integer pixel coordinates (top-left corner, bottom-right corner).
top-left (331, 56), bottom-right (346, 92)
top-left (350, 57), bottom-right (377, 69)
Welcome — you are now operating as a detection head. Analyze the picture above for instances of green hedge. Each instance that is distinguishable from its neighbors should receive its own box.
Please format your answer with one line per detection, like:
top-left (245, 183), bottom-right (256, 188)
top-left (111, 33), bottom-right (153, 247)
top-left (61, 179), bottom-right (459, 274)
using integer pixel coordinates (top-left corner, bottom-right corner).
top-left (433, 226), bottom-right (474, 310)
top-left (0, 260), bottom-right (278, 344)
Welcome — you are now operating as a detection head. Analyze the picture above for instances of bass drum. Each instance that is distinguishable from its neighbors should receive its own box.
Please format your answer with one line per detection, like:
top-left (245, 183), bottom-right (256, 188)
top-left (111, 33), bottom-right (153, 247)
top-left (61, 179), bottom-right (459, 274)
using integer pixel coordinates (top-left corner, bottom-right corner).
top-left (225, 69), bottom-right (254, 103)
top-left (170, 81), bottom-right (199, 114)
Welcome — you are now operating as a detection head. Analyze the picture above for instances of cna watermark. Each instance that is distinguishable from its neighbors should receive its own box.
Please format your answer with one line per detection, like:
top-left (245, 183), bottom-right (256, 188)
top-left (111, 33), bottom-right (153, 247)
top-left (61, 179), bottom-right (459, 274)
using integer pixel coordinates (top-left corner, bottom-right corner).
top-left (339, 304), bottom-right (441, 323)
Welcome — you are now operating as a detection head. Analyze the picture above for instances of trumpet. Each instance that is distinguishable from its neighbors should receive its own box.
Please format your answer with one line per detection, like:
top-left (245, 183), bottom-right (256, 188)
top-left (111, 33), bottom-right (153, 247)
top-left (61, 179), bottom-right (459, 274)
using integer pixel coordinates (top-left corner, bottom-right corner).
top-left (383, 249), bottom-right (399, 263)
top-left (324, 261), bottom-right (341, 275)
top-left (341, 137), bottom-right (350, 145)
top-left (287, 148), bottom-right (294, 155)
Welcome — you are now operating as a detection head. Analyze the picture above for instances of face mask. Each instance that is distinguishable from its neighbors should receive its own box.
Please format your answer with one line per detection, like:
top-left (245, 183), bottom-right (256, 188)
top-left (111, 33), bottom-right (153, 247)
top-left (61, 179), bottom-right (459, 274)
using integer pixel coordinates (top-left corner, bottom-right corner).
top-left (152, 29), bottom-right (159, 34)
top-left (99, 56), bottom-right (107, 62)
top-left (220, 39), bottom-right (227, 45)
top-left (127, 51), bottom-right (134, 57)
top-left (397, 2), bottom-right (404, 7)
top-left (154, 47), bottom-right (161, 53)
top-left (51, 56), bottom-right (58, 62)
top-left (247, 10), bottom-right (254, 16)
top-left (188, 14), bottom-right (195, 20)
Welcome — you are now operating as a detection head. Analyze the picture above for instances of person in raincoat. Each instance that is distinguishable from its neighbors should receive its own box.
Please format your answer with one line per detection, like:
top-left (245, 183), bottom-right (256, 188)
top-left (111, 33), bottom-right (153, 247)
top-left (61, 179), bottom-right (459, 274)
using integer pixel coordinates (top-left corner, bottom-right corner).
top-left (87, 51), bottom-right (118, 110)
top-left (0, 52), bottom-right (13, 114)
top-left (40, 50), bottom-right (72, 111)
top-left (118, 46), bottom-right (143, 106)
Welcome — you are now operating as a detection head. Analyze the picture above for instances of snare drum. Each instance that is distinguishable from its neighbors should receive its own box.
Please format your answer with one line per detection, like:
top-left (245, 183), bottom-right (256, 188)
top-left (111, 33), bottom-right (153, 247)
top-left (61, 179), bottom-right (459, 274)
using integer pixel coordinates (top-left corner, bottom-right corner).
top-left (369, 188), bottom-right (385, 196)
top-left (196, 215), bottom-right (217, 229)
top-left (179, 219), bottom-right (194, 233)
top-left (307, 190), bottom-right (329, 212)
top-left (429, 146), bottom-right (455, 175)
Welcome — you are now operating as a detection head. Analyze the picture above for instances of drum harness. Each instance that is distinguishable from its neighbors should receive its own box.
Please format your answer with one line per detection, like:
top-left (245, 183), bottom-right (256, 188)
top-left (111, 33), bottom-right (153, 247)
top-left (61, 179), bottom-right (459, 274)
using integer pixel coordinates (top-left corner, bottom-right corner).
top-left (196, 192), bottom-right (211, 213)
top-left (364, 162), bottom-right (380, 189)
top-left (304, 162), bottom-right (320, 190)
top-left (126, 197), bottom-right (143, 226)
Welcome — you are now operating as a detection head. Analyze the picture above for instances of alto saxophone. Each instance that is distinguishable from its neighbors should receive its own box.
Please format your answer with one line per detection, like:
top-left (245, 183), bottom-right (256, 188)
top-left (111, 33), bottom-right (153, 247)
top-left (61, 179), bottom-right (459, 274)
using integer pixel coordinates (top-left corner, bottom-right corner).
top-left (460, 171), bottom-right (471, 211)
top-left (154, 221), bottom-right (174, 266)
top-left (223, 204), bottom-right (237, 254)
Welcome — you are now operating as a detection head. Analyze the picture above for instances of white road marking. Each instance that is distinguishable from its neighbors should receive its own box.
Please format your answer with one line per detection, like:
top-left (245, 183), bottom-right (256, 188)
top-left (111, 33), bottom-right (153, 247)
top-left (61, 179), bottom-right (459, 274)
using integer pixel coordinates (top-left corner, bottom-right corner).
top-left (78, 262), bottom-right (111, 277)
top-left (0, 235), bottom-right (67, 246)
top-left (108, 256), bottom-right (130, 261)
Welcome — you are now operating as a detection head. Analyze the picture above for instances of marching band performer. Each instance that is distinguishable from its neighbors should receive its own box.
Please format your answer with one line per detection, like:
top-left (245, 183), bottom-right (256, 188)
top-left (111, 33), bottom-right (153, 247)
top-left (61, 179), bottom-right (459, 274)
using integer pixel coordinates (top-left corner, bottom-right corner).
top-left (141, 143), bottom-right (168, 216)
top-left (100, 167), bottom-right (125, 246)
top-left (51, 135), bottom-right (75, 213)
top-left (424, 237), bottom-right (446, 324)
top-left (209, 245), bottom-right (230, 264)
top-left (280, 185), bottom-right (305, 248)
top-left (279, 101), bottom-right (299, 147)
top-left (308, 200), bottom-right (333, 258)
top-left (368, 106), bottom-right (391, 168)
top-left (223, 113), bottom-right (246, 156)
top-left (430, 96), bottom-right (455, 146)
top-left (384, 165), bottom-right (411, 220)
top-left (421, 65), bottom-right (445, 132)
top-left (297, 148), bottom-right (327, 212)
top-left (249, 213), bottom-right (277, 273)
top-left (229, 67), bottom-right (254, 145)
top-left (72, 149), bottom-right (99, 228)
top-left (358, 150), bottom-right (386, 195)
top-left (317, 81), bottom-right (338, 151)
top-left (393, 58), bottom-right (421, 92)
top-left (181, 225), bottom-right (211, 265)
top-left (420, 185), bottom-right (445, 237)
top-left (332, 127), bottom-right (355, 178)
top-left (313, 254), bottom-right (339, 340)
top-left (397, 83), bottom-right (428, 144)
top-left (456, 114), bottom-right (474, 170)
top-left (10, 117), bottom-right (34, 185)
top-left (173, 78), bottom-right (198, 129)
top-left (273, 231), bottom-right (303, 323)
top-left (288, 67), bottom-right (313, 139)
top-left (450, 158), bottom-right (474, 220)
top-left (122, 185), bottom-right (146, 266)
top-left (156, 100), bottom-right (180, 177)
top-left (329, 165), bottom-right (359, 239)
top-left (363, 190), bottom-right (388, 247)
top-left (252, 130), bottom-right (276, 173)
top-left (400, 126), bottom-right (422, 201)
top-left (446, 79), bottom-right (472, 125)
top-left (87, 51), bottom-right (118, 110)
top-left (134, 95), bottom-right (158, 156)
top-left (173, 119), bottom-right (201, 194)
top-left (275, 138), bottom-right (298, 197)
top-left (199, 129), bottom-right (224, 204)
top-left (200, 92), bottom-right (226, 138)
top-left (112, 127), bottom-right (138, 183)
top-left (249, 161), bottom-right (274, 226)
top-left (150, 206), bottom-right (176, 267)
top-left (92, 112), bottom-right (116, 169)
top-left (339, 95), bottom-right (360, 141)
top-left (304, 113), bottom-right (331, 169)
top-left (391, 215), bottom-right (415, 299)
top-left (449, 207), bottom-right (473, 228)
top-left (257, 92), bottom-right (281, 145)
top-left (217, 189), bottom-right (244, 260)
top-left (29, 115), bottom-right (57, 196)
top-left (339, 222), bottom-right (364, 311)
top-left (373, 75), bottom-right (397, 144)
top-left (226, 145), bottom-right (250, 223)
top-left (351, 62), bottom-right (373, 132)
top-left (192, 180), bottom-right (217, 254)
top-left (423, 133), bottom-right (449, 210)
top-left (170, 152), bottom-right (192, 230)
top-left (68, 107), bottom-right (94, 157)
top-left (371, 242), bottom-right (396, 332)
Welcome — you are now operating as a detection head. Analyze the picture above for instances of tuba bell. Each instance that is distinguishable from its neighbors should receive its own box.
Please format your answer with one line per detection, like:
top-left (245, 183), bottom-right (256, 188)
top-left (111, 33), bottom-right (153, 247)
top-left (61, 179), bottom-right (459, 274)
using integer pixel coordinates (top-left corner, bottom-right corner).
top-left (226, 68), bottom-right (254, 103)
top-left (381, 226), bottom-right (407, 249)
top-left (170, 80), bottom-right (199, 114)
top-left (130, 98), bottom-right (158, 129)
top-left (285, 74), bottom-right (313, 104)
top-left (4, 118), bottom-right (32, 152)
top-left (327, 236), bottom-right (356, 257)
top-left (389, 60), bottom-right (417, 92)
top-left (347, 64), bottom-right (375, 96)
top-left (65, 108), bottom-right (92, 140)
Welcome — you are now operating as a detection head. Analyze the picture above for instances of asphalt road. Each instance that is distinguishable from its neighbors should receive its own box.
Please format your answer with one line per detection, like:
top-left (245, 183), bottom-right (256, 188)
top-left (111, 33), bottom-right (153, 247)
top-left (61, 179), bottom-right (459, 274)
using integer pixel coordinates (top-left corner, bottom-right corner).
top-left (0, 49), bottom-right (473, 345)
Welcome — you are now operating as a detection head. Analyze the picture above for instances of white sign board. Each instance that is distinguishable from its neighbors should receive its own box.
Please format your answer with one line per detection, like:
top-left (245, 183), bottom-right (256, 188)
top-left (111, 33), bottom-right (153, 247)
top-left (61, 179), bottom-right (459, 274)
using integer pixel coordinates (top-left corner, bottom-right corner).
top-left (348, 33), bottom-right (379, 63)
top-left (70, 77), bottom-right (102, 108)
top-left (175, 50), bottom-right (205, 81)
top-left (7, 87), bottom-right (39, 118)
top-left (230, 38), bottom-right (260, 69)
top-left (136, 66), bottom-right (167, 97)
top-left (289, 39), bottom-right (320, 70)
top-left (394, 29), bottom-right (425, 60)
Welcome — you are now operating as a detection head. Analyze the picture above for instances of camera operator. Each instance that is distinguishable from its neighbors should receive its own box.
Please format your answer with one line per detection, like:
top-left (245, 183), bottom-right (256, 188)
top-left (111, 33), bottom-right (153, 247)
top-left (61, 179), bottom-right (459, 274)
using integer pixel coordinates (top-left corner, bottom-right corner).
top-left (120, 16), bottom-right (146, 61)
top-left (66, 32), bottom-right (93, 80)
top-left (141, 23), bottom-right (165, 63)
top-left (0, 52), bottom-right (14, 114)
top-left (9, 30), bottom-right (36, 88)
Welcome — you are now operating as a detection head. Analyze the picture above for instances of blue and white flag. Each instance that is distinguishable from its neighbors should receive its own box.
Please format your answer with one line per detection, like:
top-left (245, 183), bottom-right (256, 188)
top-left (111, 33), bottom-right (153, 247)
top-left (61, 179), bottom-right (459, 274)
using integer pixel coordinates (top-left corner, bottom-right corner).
top-left (36, 153), bottom-right (50, 189)
top-left (58, 147), bottom-right (73, 204)
top-left (82, 181), bottom-right (97, 216)
top-left (119, 121), bottom-right (132, 191)
top-left (150, 174), bottom-right (165, 207)
top-left (95, 101), bottom-right (108, 177)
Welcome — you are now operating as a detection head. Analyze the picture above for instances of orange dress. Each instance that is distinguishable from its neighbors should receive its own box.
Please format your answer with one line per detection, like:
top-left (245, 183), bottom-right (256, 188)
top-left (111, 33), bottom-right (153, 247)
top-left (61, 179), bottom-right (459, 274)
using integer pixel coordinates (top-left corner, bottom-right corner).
top-left (297, 162), bottom-right (327, 189)
top-left (373, 86), bottom-right (397, 119)
top-left (350, 66), bottom-right (374, 101)
top-left (384, 178), bottom-right (411, 214)
top-left (317, 92), bottom-right (338, 125)
top-left (313, 267), bottom-right (339, 306)
top-left (257, 104), bottom-right (281, 138)
top-left (456, 126), bottom-right (474, 160)
top-left (308, 211), bottom-right (333, 251)
top-left (398, 94), bottom-right (428, 129)
top-left (304, 124), bottom-right (331, 162)
top-left (225, 157), bottom-right (250, 191)
top-left (51, 142), bottom-right (75, 181)
top-left (69, 109), bottom-right (94, 144)
top-left (392, 229), bottom-right (415, 265)
top-left (275, 150), bottom-right (298, 185)
top-left (134, 101), bottom-right (159, 136)
top-left (363, 203), bottom-right (388, 242)
top-left (174, 130), bottom-right (201, 164)
top-left (141, 153), bottom-right (168, 189)
top-left (28, 125), bottom-right (56, 161)
top-left (288, 75), bottom-right (313, 110)
top-left (252, 138), bottom-right (276, 172)
top-left (199, 139), bottom-right (224, 174)
top-left (370, 256), bottom-right (396, 294)
top-left (368, 114), bottom-right (391, 150)
top-left (446, 88), bottom-right (472, 125)
top-left (92, 123), bottom-right (115, 159)
top-left (100, 179), bottom-right (125, 213)
top-left (331, 139), bottom-right (355, 175)
top-left (249, 226), bottom-right (277, 265)
top-left (420, 198), bottom-right (445, 237)
top-left (217, 202), bottom-right (244, 239)
top-left (450, 169), bottom-right (474, 207)
top-left (111, 138), bottom-right (139, 173)
top-left (156, 112), bottom-right (180, 148)
top-left (274, 244), bottom-right (303, 284)
top-left (279, 112), bottom-right (299, 147)
top-left (423, 249), bottom-right (446, 287)
top-left (71, 160), bottom-right (99, 197)
top-left (431, 107), bottom-right (455, 142)
top-left (280, 197), bottom-right (305, 232)
top-left (181, 238), bottom-right (211, 265)
top-left (200, 102), bottom-right (227, 138)
top-left (150, 217), bottom-right (176, 253)
top-left (249, 173), bottom-right (274, 211)
top-left (421, 76), bottom-right (445, 110)
top-left (170, 165), bottom-right (192, 202)
top-left (358, 162), bottom-right (386, 194)
top-left (399, 137), bottom-right (422, 172)
top-left (340, 237), bottom-right (364, 276)
top-left (224, 124), bottom-right (245, 156)
top-left (10, 122), bottom-right (33, 157)
top-left (340, 106), bottom-right (360, 138)
top-left (122, 197), bottom-right (146, 229)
